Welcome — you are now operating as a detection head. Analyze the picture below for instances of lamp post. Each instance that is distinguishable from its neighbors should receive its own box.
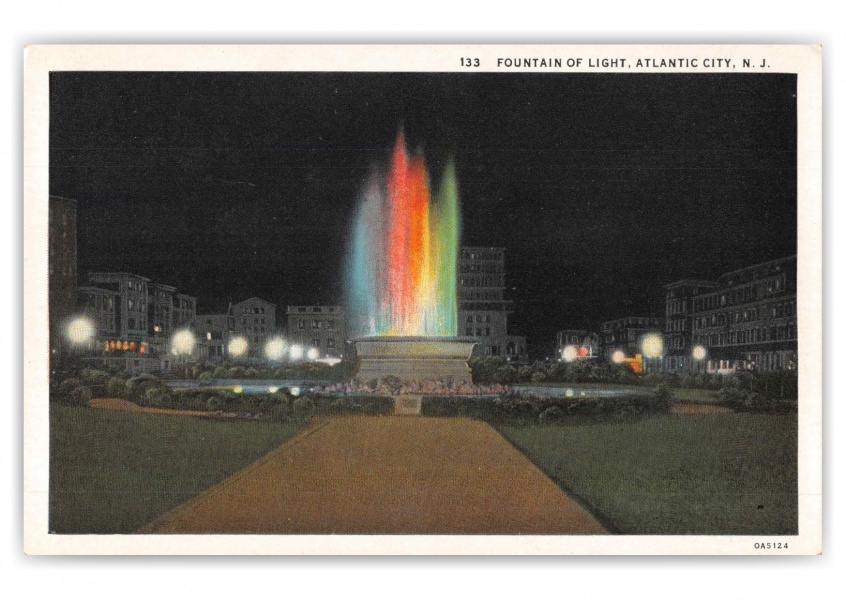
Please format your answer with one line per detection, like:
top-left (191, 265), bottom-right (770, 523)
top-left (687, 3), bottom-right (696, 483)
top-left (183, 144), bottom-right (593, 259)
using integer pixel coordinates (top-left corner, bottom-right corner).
top-left (264, 337), bottom-right (287, 363)
top-left (692, 344), bottom-right (707, 373)
top-left (64, 316), bottom-right (95, 368)
top-left (228, 336), bottom-right (248, 360)
top-left (641, 333), bottom-right (664, 374)
top-left (170, 329), bottom-right (196, 377)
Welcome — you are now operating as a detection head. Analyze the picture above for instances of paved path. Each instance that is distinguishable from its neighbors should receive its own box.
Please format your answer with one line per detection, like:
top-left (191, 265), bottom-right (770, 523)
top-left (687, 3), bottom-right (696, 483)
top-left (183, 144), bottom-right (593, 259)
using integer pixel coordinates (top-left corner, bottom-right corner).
top-left (141, 416), bottom-right (607, 534)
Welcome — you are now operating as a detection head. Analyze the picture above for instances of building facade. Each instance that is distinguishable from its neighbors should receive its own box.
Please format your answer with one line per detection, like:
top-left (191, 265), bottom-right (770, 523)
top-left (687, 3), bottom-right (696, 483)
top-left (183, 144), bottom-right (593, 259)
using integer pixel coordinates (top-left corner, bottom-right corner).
top-left (599, 316), bottom-right (664, 362)
top-left (148, 283), bottom-right (177, 355)
top-left (48, 196), bottom-right (78, 361)
top-left (689, 255), bottom-right (797, 373)
top-left (458, 246), bottom-right (527, 360)
top-left (556, 329), bottom-right (600, 361)
top-left (78, 285), bottom-right (119, 341)
top-left (662, 280), bottom-right (718, 372)
top-left (193, 311), bottom-right (236, 363)
top-left (232, 297), bottom-right (276, 355)
top-left (77, 272), bottom-right (197, 370)
top-left (173, 293), bottom-right (197, 329)
top-left (286, 305), bottom-right (346, 359)
top-left (87, 272), bottom-right (150, 343)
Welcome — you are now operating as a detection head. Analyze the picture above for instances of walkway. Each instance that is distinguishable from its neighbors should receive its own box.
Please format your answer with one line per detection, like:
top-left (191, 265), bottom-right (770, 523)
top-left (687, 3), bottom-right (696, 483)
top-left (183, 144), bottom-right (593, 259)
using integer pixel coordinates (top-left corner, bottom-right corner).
top-left (141, 416), bottom-right (607, 534)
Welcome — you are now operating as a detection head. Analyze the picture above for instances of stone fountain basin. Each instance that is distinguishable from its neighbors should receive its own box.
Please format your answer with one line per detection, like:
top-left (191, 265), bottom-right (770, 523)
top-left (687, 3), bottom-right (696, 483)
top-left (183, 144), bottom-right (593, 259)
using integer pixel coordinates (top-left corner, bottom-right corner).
top-left (352, 336), bottom-right (476, 384)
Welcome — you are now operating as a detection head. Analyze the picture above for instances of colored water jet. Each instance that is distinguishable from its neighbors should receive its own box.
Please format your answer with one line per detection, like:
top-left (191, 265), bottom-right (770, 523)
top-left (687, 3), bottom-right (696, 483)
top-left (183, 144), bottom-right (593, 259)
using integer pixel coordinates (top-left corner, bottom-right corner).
top-left (347, 130), bottom-right (461, 337)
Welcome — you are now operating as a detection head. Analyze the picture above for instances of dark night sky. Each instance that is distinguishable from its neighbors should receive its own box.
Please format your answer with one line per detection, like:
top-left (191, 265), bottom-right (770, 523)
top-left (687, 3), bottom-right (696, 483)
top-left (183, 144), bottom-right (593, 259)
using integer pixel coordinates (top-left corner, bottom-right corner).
top-left (50, 72), bottom-right (797, 358)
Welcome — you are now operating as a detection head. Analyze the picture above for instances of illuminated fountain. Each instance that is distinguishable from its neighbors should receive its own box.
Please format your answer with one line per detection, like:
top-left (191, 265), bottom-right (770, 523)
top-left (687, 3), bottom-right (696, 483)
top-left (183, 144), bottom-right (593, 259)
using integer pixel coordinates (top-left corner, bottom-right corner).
top-left (346, 129), bottom-right (475, 384)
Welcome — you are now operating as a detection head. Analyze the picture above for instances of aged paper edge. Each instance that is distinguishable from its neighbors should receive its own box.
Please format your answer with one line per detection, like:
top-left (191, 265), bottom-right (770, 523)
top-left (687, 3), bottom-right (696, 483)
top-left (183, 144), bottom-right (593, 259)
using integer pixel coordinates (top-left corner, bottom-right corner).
top-left (22, 44), bottom-right (822, 555)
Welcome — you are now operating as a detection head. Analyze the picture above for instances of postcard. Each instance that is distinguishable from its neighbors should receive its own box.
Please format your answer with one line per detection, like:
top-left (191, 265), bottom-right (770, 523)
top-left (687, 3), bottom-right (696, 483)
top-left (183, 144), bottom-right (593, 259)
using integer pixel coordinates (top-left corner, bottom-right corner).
top-left (23, 44), bottom-right (822, 555)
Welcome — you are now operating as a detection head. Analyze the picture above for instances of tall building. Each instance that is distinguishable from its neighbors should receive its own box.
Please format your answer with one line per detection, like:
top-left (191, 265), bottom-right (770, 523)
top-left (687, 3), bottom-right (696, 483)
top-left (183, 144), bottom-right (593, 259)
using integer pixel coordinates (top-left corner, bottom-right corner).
top-left (148, 283), bottom-right (177, 355)
top-left (78, 285), bottom-right (119, 341)
top-left (662, 280), bottom-right (718, 372)
top-left (689, 255), bottom-right (797, 373)
top-left (286, 306), bottom-right (346, 359)
top-left (458, 247), bottom-right (527, 360)
top-left (173, 293), bottom-right (197, 329)
top-left (48, 195), bottom-right (78, 361)
top-left (87, 272), bottom-right (150, 343)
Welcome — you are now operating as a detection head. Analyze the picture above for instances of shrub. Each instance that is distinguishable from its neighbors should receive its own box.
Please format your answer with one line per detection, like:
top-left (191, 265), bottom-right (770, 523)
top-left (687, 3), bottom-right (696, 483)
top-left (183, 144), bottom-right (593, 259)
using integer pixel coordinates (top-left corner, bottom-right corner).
top-left (206, 395), bottom-right (223, 412)
top-left (197, 371), bottom-right (214, 381)
top-left (126, 374), bottom-right (165, 403)
top-left (66, 384), bottom-right (93, 406)
top-left (292, 396), bottom-right (316, 420)
top-left (653, 383), bottom-right (673, 404)
top-left (57, 377), bottom-right (84, 398)
top-left (79, 368), bottom-right (111, 386)
top-left (529, 369), bottom-right (548, 383)
top-left (469, 356), bottom-right (506, 383)
top-left (363, 400), bottom-right (391, 415)
top-left (538, 405), bottom-right (564, 424)
top-left (329, 398), bottom-right (363, 414)
top-left (717, 387), bottom-right (746, 407)
top-left (212, 366), bottom-right (228, 379)
top-left (494, 365), bottom-right (518, 384)
top-left (144, 387), bottom-right (173, 408)
top-left (105, 376), bottom-right (128, 398)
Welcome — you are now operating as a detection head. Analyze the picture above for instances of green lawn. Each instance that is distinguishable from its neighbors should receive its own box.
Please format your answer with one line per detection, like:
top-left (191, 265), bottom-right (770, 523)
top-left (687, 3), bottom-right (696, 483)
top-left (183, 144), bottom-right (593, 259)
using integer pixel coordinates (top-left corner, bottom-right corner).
top-left (498, 413), bottom-right (797, 535)
top-left (50, 404), bottom-right (302, 534)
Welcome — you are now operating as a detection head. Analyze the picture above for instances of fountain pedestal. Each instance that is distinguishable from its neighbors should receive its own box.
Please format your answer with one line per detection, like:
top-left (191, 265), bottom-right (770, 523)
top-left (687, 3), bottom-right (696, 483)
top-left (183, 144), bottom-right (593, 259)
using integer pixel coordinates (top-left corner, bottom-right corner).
top-left (352, 336), bottom-right (476, 385)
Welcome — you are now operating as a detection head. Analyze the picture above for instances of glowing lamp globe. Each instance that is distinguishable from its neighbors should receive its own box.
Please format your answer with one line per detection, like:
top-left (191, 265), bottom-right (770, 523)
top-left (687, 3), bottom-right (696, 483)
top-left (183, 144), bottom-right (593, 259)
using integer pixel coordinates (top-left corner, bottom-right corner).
top-left (264, 338), bottom-right (287, 361)
top-left (612, 350), bottom-right (626, 364)
top-left (289, 344), bottom-right (304, 361)
top-left (171, 330), bottom-right (196, 355)
top-left (66, 317), bottom-right (95, 345)
top-left (641, 333), bottom-right (664, 359)
top-left (228, 336), bottom-right (248, 357)
top-left (692, 345), bottom-right (707, 361)
top-left (306, 347), bottom-right (320, 361)
top-left (562, 345), bottom-right (578, 362)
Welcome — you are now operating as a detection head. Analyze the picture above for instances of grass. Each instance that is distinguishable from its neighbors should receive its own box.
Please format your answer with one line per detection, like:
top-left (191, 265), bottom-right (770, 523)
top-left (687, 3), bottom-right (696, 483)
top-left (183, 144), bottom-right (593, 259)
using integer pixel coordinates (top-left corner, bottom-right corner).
top-left (49, 404), bottom-right (303, 534)
top-left (497, 412), bottom-right (797, 535)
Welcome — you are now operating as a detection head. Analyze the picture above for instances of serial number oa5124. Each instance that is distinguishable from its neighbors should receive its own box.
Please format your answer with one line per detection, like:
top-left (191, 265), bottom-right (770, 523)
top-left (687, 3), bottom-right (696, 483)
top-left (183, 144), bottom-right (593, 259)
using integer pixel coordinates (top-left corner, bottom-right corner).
top-left (755, 542), bottom-right (788, 550)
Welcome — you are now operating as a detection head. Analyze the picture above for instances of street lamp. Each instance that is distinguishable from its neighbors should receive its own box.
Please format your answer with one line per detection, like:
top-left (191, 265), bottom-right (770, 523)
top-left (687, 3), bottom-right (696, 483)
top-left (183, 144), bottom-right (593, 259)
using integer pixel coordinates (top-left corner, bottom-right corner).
top-left (692, 344), bottom-right (707, 373)
top-left (66, 316), bottom-right (95, 347)
top-left (171, 329), bottom-right (196, 355)
top-left (561, 345), bottom-right (578, 363)
top-left (170, 329), bottom-right (196, 377)
top-left (289, 344), bottom-right (304, 361)
top-left (611, 350), bottom-right (626, 364)
top-left (306, 347), bottom-right (320, 361)
top-left (641, 333), bottom-right (664, 374)
top-left (228, 336), bottom-right (248, 358)
top-left (264, 337), bottom-right (287, 362)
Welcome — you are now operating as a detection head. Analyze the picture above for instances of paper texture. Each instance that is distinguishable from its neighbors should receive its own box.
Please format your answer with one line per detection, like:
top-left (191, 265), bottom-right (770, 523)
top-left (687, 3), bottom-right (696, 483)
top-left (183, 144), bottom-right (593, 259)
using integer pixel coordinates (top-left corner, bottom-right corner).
top-left (23, 44), bottom-right (822, 555)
